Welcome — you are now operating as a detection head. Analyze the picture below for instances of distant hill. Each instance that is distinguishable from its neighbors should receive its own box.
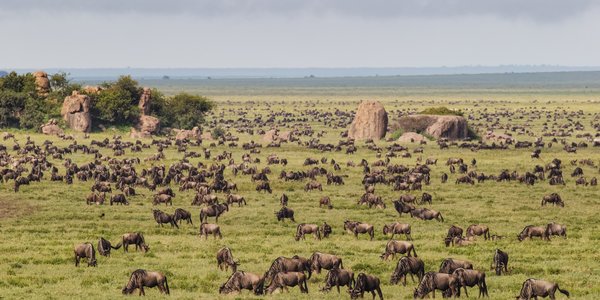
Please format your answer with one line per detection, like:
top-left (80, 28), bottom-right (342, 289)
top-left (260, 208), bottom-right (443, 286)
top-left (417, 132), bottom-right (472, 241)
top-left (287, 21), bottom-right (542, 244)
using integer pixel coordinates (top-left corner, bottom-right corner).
top-left (0, 71), bottom-right (7, 77)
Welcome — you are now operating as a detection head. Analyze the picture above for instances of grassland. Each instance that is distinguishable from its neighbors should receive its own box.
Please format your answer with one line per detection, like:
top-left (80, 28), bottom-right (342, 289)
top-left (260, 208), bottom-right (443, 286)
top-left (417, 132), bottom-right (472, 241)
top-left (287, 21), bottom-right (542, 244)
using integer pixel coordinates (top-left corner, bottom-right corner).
top-left (0, 76), bottom-right (600, 299)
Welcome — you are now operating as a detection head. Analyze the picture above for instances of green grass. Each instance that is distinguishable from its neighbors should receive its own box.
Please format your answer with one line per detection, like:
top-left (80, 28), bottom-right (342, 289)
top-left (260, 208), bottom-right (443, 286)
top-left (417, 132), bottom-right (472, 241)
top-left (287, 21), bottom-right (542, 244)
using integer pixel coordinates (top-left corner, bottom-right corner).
top-left (0, 89), bottom-right (599, 299)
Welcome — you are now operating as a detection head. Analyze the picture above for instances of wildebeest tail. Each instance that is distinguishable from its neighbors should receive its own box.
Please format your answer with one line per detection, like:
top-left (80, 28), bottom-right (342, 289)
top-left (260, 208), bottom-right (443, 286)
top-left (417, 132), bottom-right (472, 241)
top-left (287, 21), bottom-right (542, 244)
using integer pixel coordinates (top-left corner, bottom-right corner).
top-left (112, 242), bottom-right (122, 249)
top-left (557, 285), bottom-right (569, 297)
top-left (164, 276), bottom-right (170, 295)
top-left (339, 258), bottom-right (344, 270)
top-left (412, 246), bottom-right (418, 257)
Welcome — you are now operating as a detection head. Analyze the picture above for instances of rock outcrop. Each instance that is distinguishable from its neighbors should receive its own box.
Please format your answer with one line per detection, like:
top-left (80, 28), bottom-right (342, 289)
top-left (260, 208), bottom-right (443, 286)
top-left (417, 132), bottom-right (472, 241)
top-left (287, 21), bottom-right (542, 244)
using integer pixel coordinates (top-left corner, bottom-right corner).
top-left (262, 129), bottom-right (292, 143)
top-left (397, 132), bottom-right (426, 143)
top-left (61, 91), bottom-right (91, 132)
top-left (138, 87), bottom-right (151, 115)
top-left (395, 115), bottom-right (468, 140)
top-left (130, 115), bottom-right (160, 139)
top-left (33, 71), bottom-right (50, 96)
top-left (175, 127), bottom-right (202, 140)
top-left (40, 119), bottom-right (64, 135)
top-left (348, 100), bottom-right (388, 140)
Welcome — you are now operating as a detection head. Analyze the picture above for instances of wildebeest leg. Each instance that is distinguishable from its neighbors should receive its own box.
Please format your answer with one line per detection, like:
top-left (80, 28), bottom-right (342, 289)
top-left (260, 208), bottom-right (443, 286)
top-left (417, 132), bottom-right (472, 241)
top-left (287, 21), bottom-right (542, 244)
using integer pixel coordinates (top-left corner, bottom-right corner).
top-left (409, 273), bottom-right (415, 284)
top-left (139, 286), bottom-right (145, 296)
top-left (75, 254), bottom-right (80, 267)
top-left (376, 287), bottom-right (384, 300)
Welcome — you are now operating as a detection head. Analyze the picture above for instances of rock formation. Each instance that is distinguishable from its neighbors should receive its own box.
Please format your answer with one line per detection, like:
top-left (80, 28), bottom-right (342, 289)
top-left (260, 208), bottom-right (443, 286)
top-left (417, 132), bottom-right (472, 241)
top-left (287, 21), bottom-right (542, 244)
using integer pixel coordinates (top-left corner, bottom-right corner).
top-left (130, 87), bottom-right (159, 138)
top-left (348, 100), bottom-right (388, 140)
top-left (397, 132), bottom-right (426, 143)
top-left (32, 71), bottom-right (50, 96)
top-left (40, 119), bottom-right (64, 136)
top-left (138, 87), bottom-right (151, 115)
top-left (395, 115), bottom-right (468, 140)
top-left (262, 129), bottom-right (292, 143)
top-left (61, 91), bottom-right (91, 132)
top-left (175, 127), bottom-right (202, 140)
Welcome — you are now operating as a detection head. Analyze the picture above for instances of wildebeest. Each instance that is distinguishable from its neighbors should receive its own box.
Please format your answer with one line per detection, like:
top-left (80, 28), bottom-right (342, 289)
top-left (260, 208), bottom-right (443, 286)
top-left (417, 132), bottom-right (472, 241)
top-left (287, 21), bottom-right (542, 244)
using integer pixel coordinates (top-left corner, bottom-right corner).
top-left (305, 180), bottom-right (323, 191)
top-left (120, 232), bottom-right (149, 252)
top-left (200, 203), bottom-right (229, 223)
top-left (383, 222), bottom-right (412, 240)
top-left (381, 240), bottom-right (417, 260)
top-left (122, 269), bottom-right (170, 296)
top-left (110, 193), bottom-right (129, 205)
top-left (295, 223), bottom-right (321, 241)
top-left (226, 194), bottom-right (247, 206)
top-left (447, 225), bottom-right (464, 239)
top-left (280, 193), bottom-right (289, 206)
top-left (219, 271), bottom-right (264, 295)
top-left (393, 200), bottom-right (415, 216)
top-left (322, 267), bottom-right (354, 293)
top-left (152, 209), bottom-right (178, 228)
top-left (516, 278), bottom-right (569, 300)
top-left (255, 181), bottom-right (272, 193)
top-left (546, 222), bottom-right (567, 238)
top-left (322, 222), bottom-right (332, 238)
top-left (349, 273), bottom-right (383, 300)
top-left (410, 207), bottom-right (444, 222)
top-left (74, 242), bottom-right (97, 267)
top-left (518, 225), bottom-right (549, 241)
top-left (217, 247), bottom-right (239, 273)
top-left (309, 252), bottom-right (343, 274)
top-left (466, 224), bottom-right (491, 240)
top-left (492, 249), bottom-right (509, 276)
top-left (344, 220), bottom-right (374, 240)
top-left (413, 272), bottom-right (458, 299)
top-left (452, 268), bottom-right (489, 298)
top-left (97, 237), bottom-right (121, 257)
top-left (173, 208), bottom-right (193, 225)
top-left (276, 206), bottom-right (295, 222)
top-left (390, 256), bottom-right (425, 286)
top-left (153, 194), bottom-right (173, 205)
top-left (541, 193), bottom-right (564, 207)
top-left (439, 258), bottom-right (473, 274)
top-left (265, 256), bottom-right (312, 281)
top-left (319, 196), bottom-right (333, 209)
top-left (200, 222), bottom-right (222, 239)
top-left (420, 192), bottom-right (432, 204)
top-left (86, 192), bottom-right (105, 205)
top-left (264, 271), bottom-right (308, 294)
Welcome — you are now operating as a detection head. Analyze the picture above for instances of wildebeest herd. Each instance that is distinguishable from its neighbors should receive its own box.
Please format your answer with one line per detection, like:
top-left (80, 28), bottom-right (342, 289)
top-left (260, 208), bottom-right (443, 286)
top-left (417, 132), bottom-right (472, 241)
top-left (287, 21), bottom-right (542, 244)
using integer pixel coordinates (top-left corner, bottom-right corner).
top-left (3, 100), bottom-right (598, 298)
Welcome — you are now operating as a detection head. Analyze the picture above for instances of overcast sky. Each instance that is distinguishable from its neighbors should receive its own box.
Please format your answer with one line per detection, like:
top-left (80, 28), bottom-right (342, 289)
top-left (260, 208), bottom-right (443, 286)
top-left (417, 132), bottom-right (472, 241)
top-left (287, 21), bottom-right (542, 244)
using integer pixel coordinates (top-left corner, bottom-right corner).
top-left (1, 0), bottom-right (600, 68)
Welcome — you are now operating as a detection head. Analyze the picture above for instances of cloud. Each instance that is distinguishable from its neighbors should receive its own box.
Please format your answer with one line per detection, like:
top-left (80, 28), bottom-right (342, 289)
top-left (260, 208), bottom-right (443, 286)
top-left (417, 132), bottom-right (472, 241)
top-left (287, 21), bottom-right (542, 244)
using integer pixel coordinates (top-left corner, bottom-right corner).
top-left (1, 0), bottom-right (597, 22)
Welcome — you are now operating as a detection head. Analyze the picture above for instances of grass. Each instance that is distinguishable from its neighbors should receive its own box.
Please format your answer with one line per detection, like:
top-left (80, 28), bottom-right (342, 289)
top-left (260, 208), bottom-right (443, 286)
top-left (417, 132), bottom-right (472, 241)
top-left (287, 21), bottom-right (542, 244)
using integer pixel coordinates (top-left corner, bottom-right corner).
top-left (0, 84), bottom-right (599, 299)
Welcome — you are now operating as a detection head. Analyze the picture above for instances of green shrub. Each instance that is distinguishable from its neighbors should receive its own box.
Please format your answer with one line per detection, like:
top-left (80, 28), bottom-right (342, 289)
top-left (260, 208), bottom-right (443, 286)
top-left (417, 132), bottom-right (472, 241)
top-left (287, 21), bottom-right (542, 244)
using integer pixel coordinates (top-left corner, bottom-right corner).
top-left (420, 106), bottom-right (464, 116)
top-left (167, 93), bottom-right (214, 130)
top-left (212, 126), bottom-right (225, 138)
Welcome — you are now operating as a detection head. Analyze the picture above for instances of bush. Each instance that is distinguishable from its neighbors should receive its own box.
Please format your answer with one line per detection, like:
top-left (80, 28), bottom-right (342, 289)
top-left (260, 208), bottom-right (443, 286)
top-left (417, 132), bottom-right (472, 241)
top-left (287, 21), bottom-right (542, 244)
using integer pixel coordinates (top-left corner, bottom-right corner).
top-left (0, 91), bottom-right (27, 127)
top-left (167, 93), bottom-right (214, 130)
top-left (20, 98), bottom-right (51, 129)
top-left (420, 106), bottom-right (464, 116)
top-left (91, 88), bottom-right (140, 125)
top-left (212, 126), bottom-right (225, 138)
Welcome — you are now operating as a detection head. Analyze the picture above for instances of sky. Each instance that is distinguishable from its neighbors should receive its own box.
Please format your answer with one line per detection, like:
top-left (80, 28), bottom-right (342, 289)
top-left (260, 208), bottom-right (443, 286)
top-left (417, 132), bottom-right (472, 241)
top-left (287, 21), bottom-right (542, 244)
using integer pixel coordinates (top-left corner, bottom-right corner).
top-left (1, 0), bottom-right (600, 69)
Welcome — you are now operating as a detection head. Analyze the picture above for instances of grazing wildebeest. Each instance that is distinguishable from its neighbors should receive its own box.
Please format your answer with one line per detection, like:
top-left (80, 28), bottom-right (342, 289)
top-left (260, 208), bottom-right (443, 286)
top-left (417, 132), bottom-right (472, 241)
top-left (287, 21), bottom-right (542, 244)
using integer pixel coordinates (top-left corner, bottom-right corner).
top-left (390, 256), bottom-right (425, 286)
top-left (516, 278), bottom-right (569, 300)
top-left (410, 208), bottom-right (444, 222)
top-left (382, 222), bottom-right (412, 240)
top-left (265, 271), bottom-right (308, 294)
top-left (74, 242), bottom-right (97, 267)
top-left (439, 258), bottom-right (473, 274)
top-left (305, 180), bottom-right (323, 191)
top-left (349, 273), bottom-right (383, 300)
top-left (445, 236), bottom-right (474, 247)
top-left (393, 200), bottom-right (415, 216)
top-left (216, 247), bottom-right (239, 273)
top-left (86, 192), bottom-right (105, 205)
top-left (119, 232), bottom-right (149, 252)
top-left (399, 194), bottom-right (417, 204)
top-left (381, 240), bottom-right (417, 260)
top-left (447, 225), bottom-right (464, 239)
top-left (344, 220), bottom-right (374, 240)
top-left (200, 222), bottom-right (222, 239)
top-left (456, 175), bottom-right (474, 185)
top-left (219, 271), bottom-right (264, 295)
top-left (541, 193), bottom-right (564, 207)
top-left (322, 222), bottom-right (332, 238)
top-left (110, 193), bottom-right (129, 205)
top-left (153, 194), bottom-right (173, 205)
top-left (152, 209), bottom-right (178, 228)
top-left (265, 256), bottom-right (312, 281)
top-left (441, 173), bottom-right (448, 183)
top-left (122, 269), bottom-right (170, 296)
top-left (280, 193), bottom-right (289, 206)
top-left (466, 224), bottom-right (491, 240)
top-left (518, 225), bottom-right (549, 241)
top-left (200, 203), bottom-right (229, 223)
top-left (413, 272), bottom-right (458, 299)
top-left (420, 192), bottom-right (432, 204)
top-left (97, 237), bottom-right (121, 257)
top-left (256, 181), bottom-right (272, 193)
top-left (157, 187), bottom-right (175, 197)
top-left (276, 206), bottom-right (295, 222)
top-left (546, 222), bottom-right (567, 238)
top-left (452, 268), bottom-right (489, 298)
top-left (322, 267), bottom-right (354, 293)
top-left (173, 208), bottom-right (193, 225)
top-left (492, 249), bottom-right (509, 276)
top-left (295, 223), bottom-right (321, 241)
top-left (319, 196), bottom-right (333, 209)
top-left (227, 194), bottom-right (247, 206)
top-left (309, 252), bottom-right (343, 274)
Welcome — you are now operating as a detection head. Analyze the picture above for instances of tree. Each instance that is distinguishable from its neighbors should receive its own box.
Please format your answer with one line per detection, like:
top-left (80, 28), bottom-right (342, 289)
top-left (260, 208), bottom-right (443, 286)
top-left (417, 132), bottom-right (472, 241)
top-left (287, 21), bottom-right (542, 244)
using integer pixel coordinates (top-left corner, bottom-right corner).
top-left (167, 93), bottom-right (214, 129)
top-left (0, 72), bottom-right (36, 94)
top-left (0, 91), bottom-right (27, 127)
top-left (91, 88), bottom-right (139, 124)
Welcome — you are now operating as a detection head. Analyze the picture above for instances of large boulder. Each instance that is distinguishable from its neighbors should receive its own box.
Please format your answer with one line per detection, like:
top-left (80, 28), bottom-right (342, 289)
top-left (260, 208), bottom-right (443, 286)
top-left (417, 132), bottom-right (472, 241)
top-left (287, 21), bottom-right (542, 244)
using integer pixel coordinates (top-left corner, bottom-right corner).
top-left (138, 87), bottom-right (151, 115)
top-left (40, 119), bottom-right (64, 136)
top-left (61, 91), bottom-right (91, 132)
top-left (262, 129), bottom-right (292, 143)
top-left (175, 127), bottom-right (201, 140)
top-left (348, 100), bottom-right (388, 140)
top-left (395, 115), bottom-right (468, 140)
top-left (32, 71), bottom-right (50, 96)
top-left (397, 132), bottom-right (426, 143)
top-left (130, 115), bottom-right (160, 139)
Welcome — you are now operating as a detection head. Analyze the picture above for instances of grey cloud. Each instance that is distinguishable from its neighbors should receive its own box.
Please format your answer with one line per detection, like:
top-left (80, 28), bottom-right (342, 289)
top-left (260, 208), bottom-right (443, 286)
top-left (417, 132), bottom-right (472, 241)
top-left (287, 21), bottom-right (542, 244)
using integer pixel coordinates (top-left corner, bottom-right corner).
top-left (1, 0), bottom-right (598, 22)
